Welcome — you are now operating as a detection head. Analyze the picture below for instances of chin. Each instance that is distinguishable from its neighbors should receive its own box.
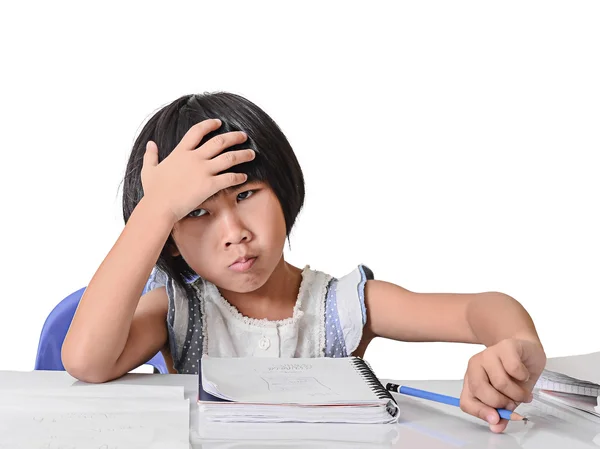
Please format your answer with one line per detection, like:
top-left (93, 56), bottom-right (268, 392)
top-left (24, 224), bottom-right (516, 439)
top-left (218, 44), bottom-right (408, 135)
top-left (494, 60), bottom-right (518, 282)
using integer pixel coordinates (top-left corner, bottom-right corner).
top-left (233, 275), bottom-right (270, 293)
top-left (230, 284), bottom-right (263, 294)
top-left (207, 271), bottom-right (269, 294)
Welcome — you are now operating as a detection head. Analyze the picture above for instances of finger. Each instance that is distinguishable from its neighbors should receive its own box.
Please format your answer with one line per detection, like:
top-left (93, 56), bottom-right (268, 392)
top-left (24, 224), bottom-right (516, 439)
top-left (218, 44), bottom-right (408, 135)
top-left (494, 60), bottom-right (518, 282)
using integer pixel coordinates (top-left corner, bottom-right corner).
top-left (489, 419), bottom-right (509, 433)
top-left (143, 141), bottom-right (159, 168)
top-left (486, 354), bottom-right (531, 403)
top-left (468, 362), bottom-right (516, 410)
top-left (460, 390), bottom-right (502, 426)
top-left (211, 172), bottom-right (248, 192)
top-left (499, 340), bottom-right (531, 382)
top-left (200, 131), bottom-right (248, 159)
top-left (490, 400), bottom-right (517, 433)
top-left (174, 119), bottom-right (222, 153)
top-left (210, 149), bottom-right (256, 174)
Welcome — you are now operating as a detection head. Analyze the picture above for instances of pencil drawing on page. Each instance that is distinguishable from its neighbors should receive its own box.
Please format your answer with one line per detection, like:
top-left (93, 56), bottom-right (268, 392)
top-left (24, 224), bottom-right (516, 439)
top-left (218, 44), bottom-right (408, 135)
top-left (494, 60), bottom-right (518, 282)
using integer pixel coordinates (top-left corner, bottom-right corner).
top-left (258, 374), bottom-right (336, 396)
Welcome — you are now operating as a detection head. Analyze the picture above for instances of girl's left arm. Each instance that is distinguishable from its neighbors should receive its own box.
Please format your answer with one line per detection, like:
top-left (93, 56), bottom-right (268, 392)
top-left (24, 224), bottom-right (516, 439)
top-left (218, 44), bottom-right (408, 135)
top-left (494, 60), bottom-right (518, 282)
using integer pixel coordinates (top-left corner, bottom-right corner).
top-left (363, 279), bottom-right (546, 433)
top-left (363, 279), bottom-right (542, 346)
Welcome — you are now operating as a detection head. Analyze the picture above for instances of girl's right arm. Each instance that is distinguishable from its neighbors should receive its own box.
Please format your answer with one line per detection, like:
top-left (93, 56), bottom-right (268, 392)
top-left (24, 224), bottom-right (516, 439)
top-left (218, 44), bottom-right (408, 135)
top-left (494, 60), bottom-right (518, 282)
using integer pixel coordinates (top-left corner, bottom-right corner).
top-left (62, 198), bottom-right (176, 383)
top-left (62, 119), bottom-right (255, 383)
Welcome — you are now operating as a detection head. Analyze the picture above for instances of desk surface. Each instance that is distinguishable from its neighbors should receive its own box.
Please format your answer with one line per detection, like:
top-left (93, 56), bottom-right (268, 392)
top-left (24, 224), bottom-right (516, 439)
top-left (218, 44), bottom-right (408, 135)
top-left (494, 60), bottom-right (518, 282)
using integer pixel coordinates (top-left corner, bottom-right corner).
top-left (1, 370), bottom-right (599, 448)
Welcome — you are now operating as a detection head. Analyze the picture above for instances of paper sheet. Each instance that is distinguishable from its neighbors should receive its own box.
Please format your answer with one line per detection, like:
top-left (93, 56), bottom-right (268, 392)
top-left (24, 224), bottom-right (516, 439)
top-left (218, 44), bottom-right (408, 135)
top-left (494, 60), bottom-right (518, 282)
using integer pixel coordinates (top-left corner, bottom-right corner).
top-left (0, 395), bottom-right (190, 449)
top-left (545, 351), bottom-right (600, 385)
top-left (195, 420), bottom-right (400, 444)
top-left (538, 390), bottom-right (599, 416)
top-left (536, 370), bottom-right (600, 396)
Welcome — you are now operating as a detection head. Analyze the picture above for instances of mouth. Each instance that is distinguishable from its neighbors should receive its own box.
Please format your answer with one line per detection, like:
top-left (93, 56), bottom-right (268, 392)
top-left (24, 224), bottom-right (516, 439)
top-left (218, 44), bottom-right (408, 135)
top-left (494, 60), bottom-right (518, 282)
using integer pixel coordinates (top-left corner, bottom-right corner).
top-left (229, 256), bottom-right (257, 273)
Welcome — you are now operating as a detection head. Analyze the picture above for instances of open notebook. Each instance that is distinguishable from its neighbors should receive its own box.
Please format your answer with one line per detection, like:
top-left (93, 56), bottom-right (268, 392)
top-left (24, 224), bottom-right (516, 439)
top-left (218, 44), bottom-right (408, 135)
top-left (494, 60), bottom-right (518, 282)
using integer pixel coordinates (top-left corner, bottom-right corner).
top-left (535, 351), bottom-right (600, 397)
top-left (532, 351), bottom-right (600, 421)
top-left (536, 369), bottom-right (600, 397)
top-left (533, 390), bottom-right (600, 424)
top-left (197, 356), bottom-right (400, 424)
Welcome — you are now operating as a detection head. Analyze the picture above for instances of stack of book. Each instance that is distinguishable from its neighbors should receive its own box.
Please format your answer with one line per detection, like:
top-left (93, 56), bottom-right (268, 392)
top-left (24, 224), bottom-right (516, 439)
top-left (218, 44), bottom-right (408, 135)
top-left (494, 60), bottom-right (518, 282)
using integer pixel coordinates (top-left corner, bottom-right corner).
top-left (197, 356), bottom-right (400, 425)
top-left (534, 351), bottom-right (600, 423)
top-left (195, 356), bottom-right (401, 445)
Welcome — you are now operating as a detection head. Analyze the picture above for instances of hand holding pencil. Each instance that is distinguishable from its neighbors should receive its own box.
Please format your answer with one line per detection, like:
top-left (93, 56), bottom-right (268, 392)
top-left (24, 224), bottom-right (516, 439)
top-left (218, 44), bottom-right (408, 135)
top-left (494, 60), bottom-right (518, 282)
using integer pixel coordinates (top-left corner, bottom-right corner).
top-left (387, 338), bottom-right (545, 433)
top-left (458, 338), bottom-right (546, 433)
top-left (386, 384), bottom-right (528, 422)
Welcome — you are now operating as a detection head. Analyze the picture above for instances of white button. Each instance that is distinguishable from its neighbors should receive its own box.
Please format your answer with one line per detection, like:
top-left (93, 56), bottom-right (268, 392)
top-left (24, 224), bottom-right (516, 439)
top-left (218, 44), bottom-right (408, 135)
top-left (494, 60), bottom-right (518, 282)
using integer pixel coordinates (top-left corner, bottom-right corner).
top-left (258, 337), bottom-right (270, 350)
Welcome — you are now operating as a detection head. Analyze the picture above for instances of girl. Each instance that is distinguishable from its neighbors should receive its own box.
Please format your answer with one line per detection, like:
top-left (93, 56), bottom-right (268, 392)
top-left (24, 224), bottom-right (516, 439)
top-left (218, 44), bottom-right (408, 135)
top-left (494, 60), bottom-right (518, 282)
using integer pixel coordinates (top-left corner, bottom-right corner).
top-left (62, 92), bottom-right (546, 433)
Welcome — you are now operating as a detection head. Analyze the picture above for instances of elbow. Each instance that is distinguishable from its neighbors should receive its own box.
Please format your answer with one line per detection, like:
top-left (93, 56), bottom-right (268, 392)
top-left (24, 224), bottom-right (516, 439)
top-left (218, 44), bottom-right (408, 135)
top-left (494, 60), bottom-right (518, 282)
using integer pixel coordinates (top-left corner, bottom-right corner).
top-left (477, 291), bottom-right (525, 310)
top-left (484, 291), bottom-right (518, 301)
top-left (61, 344), bottom-right (117, 384)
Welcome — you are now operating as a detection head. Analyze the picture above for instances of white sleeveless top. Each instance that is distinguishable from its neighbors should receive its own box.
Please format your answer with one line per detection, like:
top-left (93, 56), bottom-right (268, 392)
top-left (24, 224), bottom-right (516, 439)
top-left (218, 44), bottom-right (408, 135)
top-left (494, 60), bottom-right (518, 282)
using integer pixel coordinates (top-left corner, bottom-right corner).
top-left (200, 267), bottom-right (330, 358)
top-left (146, 264), bottom-right (373, 374)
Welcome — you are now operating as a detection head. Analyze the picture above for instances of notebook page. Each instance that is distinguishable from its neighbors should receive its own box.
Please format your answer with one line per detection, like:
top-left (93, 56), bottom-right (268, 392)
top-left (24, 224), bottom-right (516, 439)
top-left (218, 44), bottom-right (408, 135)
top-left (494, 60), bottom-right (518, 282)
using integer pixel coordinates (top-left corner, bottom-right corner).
top-left (536, 370), bottom-right (600, 396)
top-left (545, 351), bottom-right (600, 385)
top-left (539, 370), bottom-right (600, 387)
top-left (195, 420), bottom-right (400, 443)
top-left (0, 396), bottom-right (189, 449)
top-left (537, 390), bottom-right (600, 416)
top-left (201, 357), bottom-right (384, 405)
top-left (537, 378), bottom-right (599, 396)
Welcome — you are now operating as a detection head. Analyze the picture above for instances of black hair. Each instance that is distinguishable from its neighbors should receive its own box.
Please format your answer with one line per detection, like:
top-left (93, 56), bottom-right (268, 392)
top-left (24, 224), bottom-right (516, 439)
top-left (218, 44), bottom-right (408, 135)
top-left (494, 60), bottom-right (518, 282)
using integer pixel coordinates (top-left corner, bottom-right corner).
top-left (122, 92), bottom-right (305, 288)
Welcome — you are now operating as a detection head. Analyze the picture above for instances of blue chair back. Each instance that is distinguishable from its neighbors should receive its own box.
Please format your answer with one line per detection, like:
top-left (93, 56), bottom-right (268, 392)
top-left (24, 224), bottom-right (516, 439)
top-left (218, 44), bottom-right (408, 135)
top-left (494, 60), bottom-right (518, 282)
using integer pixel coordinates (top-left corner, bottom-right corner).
top-left (34, 287), bottom-right (169, 374)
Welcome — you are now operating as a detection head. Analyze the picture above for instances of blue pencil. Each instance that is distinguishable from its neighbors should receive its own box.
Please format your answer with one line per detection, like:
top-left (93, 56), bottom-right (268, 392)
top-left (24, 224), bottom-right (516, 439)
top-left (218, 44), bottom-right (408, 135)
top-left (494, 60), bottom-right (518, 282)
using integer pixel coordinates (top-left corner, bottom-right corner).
top-left (386, 383), bottom-right (527, 422)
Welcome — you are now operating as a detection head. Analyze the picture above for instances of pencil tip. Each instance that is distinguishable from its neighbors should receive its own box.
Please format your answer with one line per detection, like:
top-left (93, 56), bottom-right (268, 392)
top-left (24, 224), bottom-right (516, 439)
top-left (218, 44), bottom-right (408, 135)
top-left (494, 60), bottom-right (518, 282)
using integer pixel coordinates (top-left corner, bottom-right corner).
top-left (523, 417), bottom-right (529, 424)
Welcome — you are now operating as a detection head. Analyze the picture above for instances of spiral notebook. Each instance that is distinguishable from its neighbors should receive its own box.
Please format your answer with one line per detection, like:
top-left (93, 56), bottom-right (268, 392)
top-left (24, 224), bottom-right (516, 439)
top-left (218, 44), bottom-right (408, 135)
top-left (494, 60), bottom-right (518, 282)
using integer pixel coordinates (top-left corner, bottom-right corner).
top-left (197, 356), bottom-right (400, 424)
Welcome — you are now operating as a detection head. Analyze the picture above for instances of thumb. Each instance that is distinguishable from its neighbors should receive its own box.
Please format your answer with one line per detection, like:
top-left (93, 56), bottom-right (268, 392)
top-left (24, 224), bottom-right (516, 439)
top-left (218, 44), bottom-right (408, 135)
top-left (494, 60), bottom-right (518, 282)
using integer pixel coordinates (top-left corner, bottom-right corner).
top-left (143, 140), bottom-right (159, 168)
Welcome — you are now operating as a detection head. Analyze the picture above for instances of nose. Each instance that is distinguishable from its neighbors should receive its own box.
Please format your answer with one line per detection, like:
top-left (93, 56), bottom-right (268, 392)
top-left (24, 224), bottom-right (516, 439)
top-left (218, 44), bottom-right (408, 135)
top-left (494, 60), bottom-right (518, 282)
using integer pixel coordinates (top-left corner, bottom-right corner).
top-left (220, 212), bottom-right (252, 248)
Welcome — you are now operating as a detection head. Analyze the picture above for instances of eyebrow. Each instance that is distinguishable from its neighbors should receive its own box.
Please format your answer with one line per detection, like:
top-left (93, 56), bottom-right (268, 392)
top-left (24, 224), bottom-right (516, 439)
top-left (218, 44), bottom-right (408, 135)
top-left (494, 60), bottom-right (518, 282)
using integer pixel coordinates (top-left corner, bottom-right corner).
top-left (202, 179), bottom-right (259, 205)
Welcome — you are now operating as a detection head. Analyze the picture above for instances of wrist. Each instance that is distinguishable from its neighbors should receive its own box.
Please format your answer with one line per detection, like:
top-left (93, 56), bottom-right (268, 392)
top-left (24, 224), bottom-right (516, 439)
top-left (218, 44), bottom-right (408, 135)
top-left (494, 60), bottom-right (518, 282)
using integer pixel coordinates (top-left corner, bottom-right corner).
top-left (511, 332), bottom-right (545, 352)
top-left (511, 330), bottom-right (541, 343)
top-left (135, 196), bottom-right (180, 228)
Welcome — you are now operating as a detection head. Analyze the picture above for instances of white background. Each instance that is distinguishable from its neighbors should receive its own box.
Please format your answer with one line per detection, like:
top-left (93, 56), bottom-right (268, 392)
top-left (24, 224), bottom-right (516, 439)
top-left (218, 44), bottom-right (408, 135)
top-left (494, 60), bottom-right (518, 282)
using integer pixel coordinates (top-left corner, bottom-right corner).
top-left (0, 1), bottom-right (598, 380)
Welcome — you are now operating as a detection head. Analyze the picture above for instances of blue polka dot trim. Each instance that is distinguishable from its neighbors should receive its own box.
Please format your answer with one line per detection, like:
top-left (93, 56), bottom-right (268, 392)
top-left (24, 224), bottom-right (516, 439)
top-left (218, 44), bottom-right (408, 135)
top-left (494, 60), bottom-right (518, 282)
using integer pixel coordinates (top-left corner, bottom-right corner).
top-left (324, 279), bottom-right (348, 358)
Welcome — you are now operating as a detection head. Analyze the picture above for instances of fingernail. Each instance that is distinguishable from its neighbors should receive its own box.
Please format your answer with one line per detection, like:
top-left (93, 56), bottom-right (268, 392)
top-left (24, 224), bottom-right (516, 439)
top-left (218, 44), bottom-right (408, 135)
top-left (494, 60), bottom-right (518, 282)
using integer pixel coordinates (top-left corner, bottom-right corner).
top-left (486, 414), bottom-right (497, 424)
top-left (505, 402), bottom-right (517, 411)
top-left (528, 393), bottom-right (534, 402)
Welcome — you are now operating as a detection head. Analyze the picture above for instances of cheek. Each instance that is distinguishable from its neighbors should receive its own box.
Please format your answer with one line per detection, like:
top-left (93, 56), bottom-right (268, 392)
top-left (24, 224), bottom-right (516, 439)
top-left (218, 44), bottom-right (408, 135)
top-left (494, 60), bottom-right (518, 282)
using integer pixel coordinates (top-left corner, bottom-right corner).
top-left (260, 198), bottom-right (287, 243)
top-left (171, 223), bottom-right (212, 259)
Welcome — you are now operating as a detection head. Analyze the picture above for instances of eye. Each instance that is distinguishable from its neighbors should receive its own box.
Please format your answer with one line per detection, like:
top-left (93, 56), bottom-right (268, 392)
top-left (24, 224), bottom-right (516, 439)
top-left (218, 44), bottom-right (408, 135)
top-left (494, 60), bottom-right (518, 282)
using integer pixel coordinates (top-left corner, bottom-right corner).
top-left (188, 208), bottom-right (208, 218)
top-left (237, 190), bottom-right (255, 201)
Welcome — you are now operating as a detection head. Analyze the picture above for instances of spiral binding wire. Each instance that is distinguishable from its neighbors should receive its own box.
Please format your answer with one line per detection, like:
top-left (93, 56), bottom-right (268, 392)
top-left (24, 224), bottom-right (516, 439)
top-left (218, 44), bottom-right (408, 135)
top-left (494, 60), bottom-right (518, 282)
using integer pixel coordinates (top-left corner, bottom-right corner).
top-left (350, 357), bottom-right (397, 404)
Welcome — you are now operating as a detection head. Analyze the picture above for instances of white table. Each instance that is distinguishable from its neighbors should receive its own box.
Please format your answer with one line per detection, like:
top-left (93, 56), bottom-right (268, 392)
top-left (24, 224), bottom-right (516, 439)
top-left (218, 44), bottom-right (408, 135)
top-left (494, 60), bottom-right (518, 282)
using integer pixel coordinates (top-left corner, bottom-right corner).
top-left (0, 370), bottom-right (598, 448)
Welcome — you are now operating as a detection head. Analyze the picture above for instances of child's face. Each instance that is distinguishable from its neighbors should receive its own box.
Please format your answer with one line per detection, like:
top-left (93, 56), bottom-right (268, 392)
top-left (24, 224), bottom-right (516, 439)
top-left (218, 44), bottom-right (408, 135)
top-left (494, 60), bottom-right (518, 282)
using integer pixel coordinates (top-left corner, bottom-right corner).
top-left (171, 180), bottom-right (287, 293)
